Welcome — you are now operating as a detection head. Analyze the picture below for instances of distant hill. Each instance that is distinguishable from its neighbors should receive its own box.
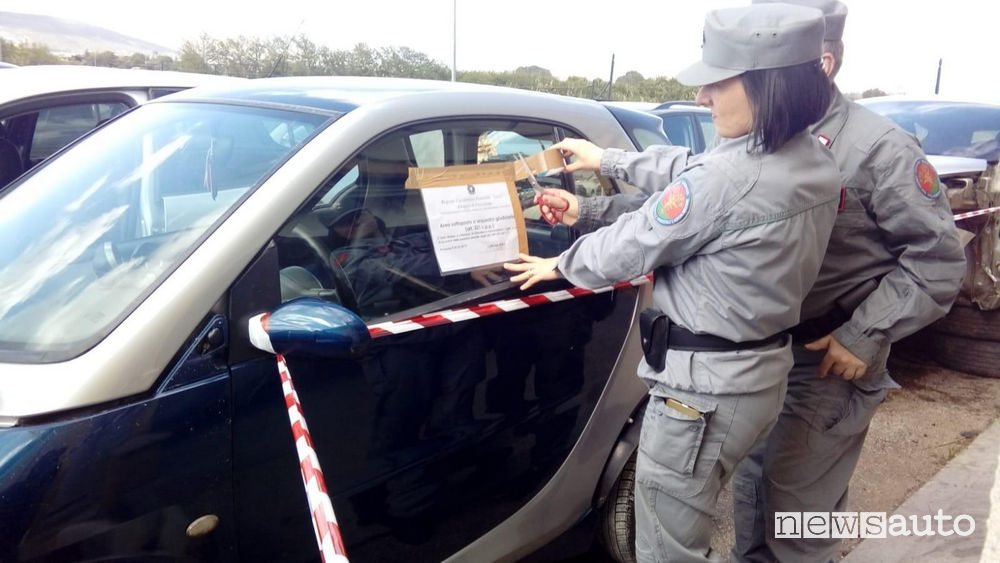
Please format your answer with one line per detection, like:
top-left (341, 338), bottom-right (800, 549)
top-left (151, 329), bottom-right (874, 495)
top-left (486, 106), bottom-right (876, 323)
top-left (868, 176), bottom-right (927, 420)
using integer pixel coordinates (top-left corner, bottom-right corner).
top-left (0, 11), bottom-right (175, 56)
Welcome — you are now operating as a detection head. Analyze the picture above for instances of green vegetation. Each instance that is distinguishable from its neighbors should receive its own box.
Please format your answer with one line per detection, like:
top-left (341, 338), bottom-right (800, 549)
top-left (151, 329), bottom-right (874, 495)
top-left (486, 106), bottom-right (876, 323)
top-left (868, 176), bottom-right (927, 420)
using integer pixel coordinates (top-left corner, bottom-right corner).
top-left (0, 34), bottom-right (696, 102)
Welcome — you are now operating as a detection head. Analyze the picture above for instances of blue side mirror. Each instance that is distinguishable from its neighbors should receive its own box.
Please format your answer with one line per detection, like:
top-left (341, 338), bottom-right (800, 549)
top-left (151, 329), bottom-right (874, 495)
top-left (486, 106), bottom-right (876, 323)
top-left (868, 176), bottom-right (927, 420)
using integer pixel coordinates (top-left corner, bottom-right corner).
top-left (249, 298), bottom-right (370, 359)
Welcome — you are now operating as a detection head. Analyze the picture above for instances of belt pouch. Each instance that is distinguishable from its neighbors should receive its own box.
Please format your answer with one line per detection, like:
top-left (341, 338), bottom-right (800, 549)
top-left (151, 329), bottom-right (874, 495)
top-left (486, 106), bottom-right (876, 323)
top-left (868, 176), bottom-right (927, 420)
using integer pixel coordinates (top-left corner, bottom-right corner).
top-left (639, 308), bottom-right (670, 372)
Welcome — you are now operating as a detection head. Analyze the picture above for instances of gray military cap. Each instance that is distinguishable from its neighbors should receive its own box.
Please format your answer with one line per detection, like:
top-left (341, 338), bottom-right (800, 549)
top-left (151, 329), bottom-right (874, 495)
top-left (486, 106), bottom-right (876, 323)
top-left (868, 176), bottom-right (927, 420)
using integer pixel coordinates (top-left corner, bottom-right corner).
top-left (754, 0), bottom-right (848, 41)
top-left (677, 3), bottom-right (826, 86)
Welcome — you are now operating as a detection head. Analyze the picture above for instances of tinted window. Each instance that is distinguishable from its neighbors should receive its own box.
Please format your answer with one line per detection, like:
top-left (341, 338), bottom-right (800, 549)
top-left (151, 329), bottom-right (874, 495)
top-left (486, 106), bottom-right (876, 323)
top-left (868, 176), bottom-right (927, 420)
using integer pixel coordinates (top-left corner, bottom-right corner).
top-left (0, 103), bottom-right (328, 360)
top-left (29, 102), bottom-right (130, 162)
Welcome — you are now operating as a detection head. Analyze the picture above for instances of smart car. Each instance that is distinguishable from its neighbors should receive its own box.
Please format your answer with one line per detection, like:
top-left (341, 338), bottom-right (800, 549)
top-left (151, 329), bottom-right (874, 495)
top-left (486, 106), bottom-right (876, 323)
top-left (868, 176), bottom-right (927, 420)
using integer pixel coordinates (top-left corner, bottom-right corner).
top-left (0, 65), bottom-right (241, 188)
top-left (0, 77), bottom-right (666, 562)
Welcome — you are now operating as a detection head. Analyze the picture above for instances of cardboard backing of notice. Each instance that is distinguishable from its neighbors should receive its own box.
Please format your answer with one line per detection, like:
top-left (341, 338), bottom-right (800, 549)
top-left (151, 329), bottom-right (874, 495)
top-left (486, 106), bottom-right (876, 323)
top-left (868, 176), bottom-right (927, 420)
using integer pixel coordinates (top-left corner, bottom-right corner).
top-left (404, 147), bottom-right (567, 255)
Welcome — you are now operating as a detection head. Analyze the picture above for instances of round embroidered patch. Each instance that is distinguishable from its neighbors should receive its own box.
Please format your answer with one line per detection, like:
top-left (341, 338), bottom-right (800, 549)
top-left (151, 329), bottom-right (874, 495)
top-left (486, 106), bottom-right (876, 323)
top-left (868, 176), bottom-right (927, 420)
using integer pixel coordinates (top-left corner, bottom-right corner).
top-left (653, 178), bottom-right (692, 225)
top-left (914, 159), bottom-right (941, 199)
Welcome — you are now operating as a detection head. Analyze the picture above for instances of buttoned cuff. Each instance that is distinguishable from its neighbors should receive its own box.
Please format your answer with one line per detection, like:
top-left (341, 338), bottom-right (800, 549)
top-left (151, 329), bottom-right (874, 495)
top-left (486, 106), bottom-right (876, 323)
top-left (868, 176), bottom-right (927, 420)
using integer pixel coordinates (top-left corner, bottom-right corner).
top-left (600, 148), bottom-right (627, 179)
top-left (832, 320), bottom-right (884, 367)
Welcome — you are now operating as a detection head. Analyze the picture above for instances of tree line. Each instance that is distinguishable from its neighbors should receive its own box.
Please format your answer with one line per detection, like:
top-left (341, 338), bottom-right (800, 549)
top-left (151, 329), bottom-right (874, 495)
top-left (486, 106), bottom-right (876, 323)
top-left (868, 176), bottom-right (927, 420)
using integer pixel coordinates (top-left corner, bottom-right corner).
top-left (0, 34), bottom-right (697, 102)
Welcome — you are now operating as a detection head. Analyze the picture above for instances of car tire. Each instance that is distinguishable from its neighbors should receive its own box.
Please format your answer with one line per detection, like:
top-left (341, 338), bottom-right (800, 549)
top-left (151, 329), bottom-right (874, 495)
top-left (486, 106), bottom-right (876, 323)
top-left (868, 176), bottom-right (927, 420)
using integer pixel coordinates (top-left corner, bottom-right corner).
top-left (600, 452), bottom-right (637, 563)
top-left (928, 304), bottom-right (1000, 342)
top-left (899, 330), bottom-right (1000, 378)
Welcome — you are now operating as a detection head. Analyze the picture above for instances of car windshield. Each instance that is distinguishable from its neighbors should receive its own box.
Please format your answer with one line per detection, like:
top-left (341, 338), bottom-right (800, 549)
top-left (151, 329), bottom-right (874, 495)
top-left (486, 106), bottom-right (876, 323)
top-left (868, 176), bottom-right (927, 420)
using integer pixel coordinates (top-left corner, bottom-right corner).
top-left (0, 102), bottom-right (329, 362)
top-left (864, 100), bottom-right (1000, 163)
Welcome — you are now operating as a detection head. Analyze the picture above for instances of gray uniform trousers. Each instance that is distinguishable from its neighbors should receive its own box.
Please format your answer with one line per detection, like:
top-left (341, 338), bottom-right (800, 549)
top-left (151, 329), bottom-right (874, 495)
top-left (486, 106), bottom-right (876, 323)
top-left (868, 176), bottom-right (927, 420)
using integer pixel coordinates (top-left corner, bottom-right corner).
top-left (637, 379), bottom-right (788, 562)
top-left (730, 345), bottom-right (888, 563)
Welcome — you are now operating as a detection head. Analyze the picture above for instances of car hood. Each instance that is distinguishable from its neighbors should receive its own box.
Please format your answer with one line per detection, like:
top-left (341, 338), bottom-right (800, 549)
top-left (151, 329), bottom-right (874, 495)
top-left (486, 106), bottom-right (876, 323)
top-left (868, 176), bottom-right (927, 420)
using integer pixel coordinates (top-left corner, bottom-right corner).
top-left (928, 155), bottom-right (988, 177)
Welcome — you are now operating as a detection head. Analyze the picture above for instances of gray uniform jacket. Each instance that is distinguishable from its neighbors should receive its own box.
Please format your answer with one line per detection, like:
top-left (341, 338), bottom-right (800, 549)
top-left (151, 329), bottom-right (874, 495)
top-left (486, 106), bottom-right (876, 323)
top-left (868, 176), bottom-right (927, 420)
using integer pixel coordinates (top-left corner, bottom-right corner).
top-left (557, 133), bottom-right (841, 392)
top-left (805, 87), bottom-right (965, 389)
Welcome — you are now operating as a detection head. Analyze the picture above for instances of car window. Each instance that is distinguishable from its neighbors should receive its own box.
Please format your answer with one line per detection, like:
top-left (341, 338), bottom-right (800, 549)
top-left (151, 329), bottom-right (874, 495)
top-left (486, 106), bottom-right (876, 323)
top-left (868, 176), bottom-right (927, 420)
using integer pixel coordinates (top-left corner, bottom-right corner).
top-left (29, 102), bottom-right (130, 162)
top-left (275, 119), bottom-right (611, 320)
top-left (696, 112), bottom-right (717, 153)
top-left (865, 100), bottom-right (1000, 162)
top-left (660, 114), bottom-right (697, 153)
top-left (0, 102), bottom-right (328, 361)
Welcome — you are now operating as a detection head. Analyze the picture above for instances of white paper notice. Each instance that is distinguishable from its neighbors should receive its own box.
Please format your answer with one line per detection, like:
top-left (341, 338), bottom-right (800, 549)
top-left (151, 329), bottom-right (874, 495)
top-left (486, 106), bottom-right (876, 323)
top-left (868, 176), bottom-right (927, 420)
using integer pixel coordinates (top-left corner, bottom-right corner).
top-left (420, 181), bottom-right (519, 275)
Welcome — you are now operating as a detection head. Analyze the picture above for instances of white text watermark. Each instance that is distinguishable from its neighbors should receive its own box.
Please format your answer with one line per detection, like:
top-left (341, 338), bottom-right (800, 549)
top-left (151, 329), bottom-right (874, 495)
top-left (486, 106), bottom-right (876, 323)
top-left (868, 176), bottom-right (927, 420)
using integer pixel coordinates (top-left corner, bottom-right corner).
top-left (774, 511), bottom-right (975, 539)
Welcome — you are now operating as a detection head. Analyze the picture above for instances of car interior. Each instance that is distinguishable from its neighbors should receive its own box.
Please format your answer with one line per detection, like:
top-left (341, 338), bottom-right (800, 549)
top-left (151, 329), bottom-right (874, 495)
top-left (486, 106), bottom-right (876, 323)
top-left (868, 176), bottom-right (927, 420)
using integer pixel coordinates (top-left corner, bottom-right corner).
top-left (274, 119), bottom-right (613, 323)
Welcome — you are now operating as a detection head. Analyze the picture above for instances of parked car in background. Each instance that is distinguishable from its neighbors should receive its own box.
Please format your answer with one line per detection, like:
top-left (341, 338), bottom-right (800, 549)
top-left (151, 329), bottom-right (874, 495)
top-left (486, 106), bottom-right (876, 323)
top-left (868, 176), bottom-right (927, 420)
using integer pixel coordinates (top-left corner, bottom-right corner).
top-left (0, 65), bottom-right (241, 188)
top-left (600, 101), bottom-right (671, 151)
top-left (648, 101), bottom-right (716, 154)
top-left (0, 76), bottom-right (661, 562)
top-left (860, 96), bottom-right (1000, 376)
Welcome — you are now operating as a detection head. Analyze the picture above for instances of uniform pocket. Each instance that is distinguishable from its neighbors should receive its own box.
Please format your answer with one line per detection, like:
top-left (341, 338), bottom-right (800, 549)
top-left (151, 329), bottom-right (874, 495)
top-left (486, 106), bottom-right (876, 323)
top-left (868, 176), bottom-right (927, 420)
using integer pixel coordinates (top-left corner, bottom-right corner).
top-left (637, 391), bottom-right (722, 498)
top-left (825, 386), bottom-right (888, 437)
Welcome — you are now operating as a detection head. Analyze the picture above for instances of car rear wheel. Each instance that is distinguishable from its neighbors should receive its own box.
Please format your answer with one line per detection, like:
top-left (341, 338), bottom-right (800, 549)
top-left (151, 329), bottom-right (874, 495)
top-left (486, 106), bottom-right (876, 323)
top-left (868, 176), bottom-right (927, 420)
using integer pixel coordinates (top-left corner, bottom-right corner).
top-left (600, 452), bottom-right (637, 563)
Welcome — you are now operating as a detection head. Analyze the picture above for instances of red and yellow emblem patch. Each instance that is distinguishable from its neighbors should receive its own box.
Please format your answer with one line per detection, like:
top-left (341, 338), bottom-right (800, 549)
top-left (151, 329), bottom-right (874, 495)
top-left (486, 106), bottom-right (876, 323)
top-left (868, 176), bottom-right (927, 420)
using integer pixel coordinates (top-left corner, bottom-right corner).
top-left (653, 178), bottom-right (691, 225)
top-left (914, 159), bottom-right (940, 199)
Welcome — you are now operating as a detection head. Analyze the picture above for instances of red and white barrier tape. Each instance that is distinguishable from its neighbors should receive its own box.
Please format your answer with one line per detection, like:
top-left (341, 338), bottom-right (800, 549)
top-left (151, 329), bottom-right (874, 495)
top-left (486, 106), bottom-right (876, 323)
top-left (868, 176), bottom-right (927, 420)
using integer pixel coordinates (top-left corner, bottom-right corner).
top-left (367, 274), bottom-right (653, 339)
top-left (276, 353), bottom-right (349, 563)
top-left (953, 206), bottom-right (1000, 222)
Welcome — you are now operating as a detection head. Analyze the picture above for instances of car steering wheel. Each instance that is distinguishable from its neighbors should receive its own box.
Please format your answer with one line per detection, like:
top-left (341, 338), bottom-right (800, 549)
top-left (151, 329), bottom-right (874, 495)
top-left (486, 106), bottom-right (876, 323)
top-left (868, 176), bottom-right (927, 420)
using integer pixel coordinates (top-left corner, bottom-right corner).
top-left (288, 225), bottom-right (360, 313)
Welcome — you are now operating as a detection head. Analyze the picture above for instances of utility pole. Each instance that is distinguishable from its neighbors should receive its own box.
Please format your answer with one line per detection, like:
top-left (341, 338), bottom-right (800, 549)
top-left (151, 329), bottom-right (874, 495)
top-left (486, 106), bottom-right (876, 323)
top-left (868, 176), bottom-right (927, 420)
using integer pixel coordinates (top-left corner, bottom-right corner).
top-left (451, 0), bottom-right (457, 81)
top-left (934, 58), bottom-right (942, 95)
top-left (607, 54), bottom-right (615, 100)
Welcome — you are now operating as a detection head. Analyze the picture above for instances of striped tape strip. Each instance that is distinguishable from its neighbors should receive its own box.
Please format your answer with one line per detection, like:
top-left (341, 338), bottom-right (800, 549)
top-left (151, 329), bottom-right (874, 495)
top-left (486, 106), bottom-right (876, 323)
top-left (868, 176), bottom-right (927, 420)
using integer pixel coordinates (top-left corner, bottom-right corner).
top-left (954, 206), bottom-right (1000, 222)
top-left (276, 353), bottom-right (349, 563)
top-left (368, 274), bottom-right (653, 339)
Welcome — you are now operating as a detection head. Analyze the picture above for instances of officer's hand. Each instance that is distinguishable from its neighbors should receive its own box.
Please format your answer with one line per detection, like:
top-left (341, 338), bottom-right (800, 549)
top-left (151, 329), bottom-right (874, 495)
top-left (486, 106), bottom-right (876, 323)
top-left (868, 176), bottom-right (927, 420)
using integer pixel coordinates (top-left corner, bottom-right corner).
top-left (504, 253), bottom-right (561, 291)
top-left (551, 138), bottom-right (604, 173)
top-left (804, 335), bottom-right (868, 380)
top-left (535, 188), bottom-right (579, 226)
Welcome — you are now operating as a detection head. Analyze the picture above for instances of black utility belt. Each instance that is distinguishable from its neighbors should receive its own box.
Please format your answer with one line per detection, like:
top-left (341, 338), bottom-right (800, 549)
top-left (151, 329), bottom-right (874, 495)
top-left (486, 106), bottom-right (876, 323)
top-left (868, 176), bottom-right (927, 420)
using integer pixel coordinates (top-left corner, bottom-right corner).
top-left (639, 308), bottom-right (785, 372)
top-left (788, 307), bottom-right (850, 343)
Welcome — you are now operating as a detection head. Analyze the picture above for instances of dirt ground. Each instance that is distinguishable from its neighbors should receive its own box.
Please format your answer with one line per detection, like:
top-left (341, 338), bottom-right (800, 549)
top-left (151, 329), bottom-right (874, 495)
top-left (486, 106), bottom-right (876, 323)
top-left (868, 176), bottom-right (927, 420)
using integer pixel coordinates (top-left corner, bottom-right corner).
top-left (708, 353), bottom-right (1000, 560)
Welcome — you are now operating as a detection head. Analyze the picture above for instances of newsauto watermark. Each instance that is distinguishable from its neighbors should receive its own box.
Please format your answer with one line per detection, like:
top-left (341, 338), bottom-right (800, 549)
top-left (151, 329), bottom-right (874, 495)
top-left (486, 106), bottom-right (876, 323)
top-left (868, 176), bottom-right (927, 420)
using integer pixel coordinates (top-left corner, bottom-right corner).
top-left (774, 511), bottom-right (976, 539)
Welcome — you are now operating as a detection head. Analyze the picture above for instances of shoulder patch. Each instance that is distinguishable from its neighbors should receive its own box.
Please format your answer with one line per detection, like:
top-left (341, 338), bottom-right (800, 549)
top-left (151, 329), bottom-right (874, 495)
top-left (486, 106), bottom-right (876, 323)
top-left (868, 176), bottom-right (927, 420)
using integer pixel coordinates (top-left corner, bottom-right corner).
top-left (653, 178), bottom-right (692, 226)
top-left (914, 159), bottom-right (941, 199)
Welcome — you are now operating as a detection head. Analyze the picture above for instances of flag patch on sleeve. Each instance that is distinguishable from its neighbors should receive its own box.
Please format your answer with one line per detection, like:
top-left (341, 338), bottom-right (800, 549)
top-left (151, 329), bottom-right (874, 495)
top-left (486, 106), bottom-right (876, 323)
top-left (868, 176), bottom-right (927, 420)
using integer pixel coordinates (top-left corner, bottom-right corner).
top-left (914, 159), bottom-right (941, 199)
top-left (653, 178), bottom-right (692, 226)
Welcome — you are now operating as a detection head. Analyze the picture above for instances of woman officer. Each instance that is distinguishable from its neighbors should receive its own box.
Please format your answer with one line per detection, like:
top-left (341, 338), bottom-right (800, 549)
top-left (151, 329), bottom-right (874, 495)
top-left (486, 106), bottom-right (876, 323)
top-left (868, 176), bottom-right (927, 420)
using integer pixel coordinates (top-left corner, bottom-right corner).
top-left (504, 4), bottom-right (840, 561)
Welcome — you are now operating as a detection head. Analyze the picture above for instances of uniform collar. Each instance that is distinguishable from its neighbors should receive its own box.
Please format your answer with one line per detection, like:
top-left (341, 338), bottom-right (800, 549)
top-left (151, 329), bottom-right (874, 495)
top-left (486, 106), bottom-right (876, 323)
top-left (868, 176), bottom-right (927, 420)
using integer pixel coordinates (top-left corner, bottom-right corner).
top-left (810, 85), bottom-right (850, 148)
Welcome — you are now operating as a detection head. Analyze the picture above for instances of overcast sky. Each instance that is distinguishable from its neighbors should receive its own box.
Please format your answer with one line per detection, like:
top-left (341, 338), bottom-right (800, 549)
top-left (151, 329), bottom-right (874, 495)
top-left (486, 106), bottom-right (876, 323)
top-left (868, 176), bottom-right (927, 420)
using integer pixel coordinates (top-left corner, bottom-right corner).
top-left (6, 0), bottom-right (999, 101)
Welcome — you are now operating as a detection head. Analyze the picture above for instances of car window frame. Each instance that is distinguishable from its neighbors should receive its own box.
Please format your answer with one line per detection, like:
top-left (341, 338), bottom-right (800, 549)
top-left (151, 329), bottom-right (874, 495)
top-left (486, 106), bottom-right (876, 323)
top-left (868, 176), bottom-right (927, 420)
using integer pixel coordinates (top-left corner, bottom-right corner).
top-left (272, 116), bottom-right (622, 325)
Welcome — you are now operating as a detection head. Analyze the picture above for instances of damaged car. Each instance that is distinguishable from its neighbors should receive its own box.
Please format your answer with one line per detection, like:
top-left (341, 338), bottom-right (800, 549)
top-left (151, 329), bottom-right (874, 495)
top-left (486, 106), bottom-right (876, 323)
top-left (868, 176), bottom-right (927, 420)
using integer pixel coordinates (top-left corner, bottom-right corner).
top-left (861, 96), bottom-right (1000, 376)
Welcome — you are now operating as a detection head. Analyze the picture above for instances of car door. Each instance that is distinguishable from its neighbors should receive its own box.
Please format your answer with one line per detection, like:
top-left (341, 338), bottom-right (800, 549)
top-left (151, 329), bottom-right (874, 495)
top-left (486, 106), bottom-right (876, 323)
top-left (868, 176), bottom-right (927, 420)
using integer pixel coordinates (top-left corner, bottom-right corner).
top-left (227, 117), bottom-right (642, 562)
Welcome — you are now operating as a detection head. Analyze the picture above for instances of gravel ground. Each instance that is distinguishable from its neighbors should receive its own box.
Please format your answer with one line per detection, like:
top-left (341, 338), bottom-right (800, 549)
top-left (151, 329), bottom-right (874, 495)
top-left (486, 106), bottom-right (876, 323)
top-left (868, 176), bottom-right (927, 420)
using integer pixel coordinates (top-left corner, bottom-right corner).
top-left (707, 354), bottom-right (1000, 561)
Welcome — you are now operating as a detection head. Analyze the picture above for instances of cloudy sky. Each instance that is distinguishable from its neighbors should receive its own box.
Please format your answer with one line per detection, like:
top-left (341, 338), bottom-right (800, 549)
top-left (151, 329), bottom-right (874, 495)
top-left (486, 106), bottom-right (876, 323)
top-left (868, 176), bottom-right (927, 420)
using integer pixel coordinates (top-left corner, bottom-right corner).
top-left (6, 0), bottom-right (998, 101)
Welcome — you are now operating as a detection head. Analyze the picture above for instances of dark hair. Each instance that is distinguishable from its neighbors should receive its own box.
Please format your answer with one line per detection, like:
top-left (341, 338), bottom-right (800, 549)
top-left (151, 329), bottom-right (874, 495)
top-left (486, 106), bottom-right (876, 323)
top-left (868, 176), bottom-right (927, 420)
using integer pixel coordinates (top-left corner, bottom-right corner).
top-left (741, 59), bottom-right (831, 153)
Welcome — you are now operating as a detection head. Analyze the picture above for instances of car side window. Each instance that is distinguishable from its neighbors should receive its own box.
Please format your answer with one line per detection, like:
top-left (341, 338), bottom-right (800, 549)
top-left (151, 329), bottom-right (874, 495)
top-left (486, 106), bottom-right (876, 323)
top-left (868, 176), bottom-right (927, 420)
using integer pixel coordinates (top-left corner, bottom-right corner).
top-left (274, 119), bottom-right (612, 320)
top-left (696, 112), bottom-right (717, 153)
top-left (29, 102), bottom-right (130, 162)
top-left (660, 114), bottom-right (697, 153)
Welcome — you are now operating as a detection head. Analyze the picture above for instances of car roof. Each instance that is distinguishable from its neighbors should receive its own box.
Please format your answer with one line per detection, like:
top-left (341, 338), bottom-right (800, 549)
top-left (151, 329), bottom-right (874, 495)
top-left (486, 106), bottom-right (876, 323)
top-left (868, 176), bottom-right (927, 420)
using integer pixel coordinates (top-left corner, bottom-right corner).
top-left (160, 75), bottom-right (598, 114)
top-left (0, 65), bottom-right (243, 105)
top-left (858, 95), bottom-right (1000, 109)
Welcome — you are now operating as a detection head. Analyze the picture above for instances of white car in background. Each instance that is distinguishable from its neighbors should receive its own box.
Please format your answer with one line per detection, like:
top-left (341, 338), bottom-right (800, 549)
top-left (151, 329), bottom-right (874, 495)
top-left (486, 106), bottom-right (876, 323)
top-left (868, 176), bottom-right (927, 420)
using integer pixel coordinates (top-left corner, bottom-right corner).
top-left (860, 96), bottom-right (1000, 376)
top-left (0, 65), bottom-right (241, 188)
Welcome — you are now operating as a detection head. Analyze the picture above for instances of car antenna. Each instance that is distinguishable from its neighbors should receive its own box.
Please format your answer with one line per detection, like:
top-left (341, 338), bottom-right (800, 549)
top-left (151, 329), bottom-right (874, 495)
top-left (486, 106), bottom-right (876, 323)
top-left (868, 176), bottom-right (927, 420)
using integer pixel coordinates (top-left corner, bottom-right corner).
top-left (266, 19), bottom-right (305, 78)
